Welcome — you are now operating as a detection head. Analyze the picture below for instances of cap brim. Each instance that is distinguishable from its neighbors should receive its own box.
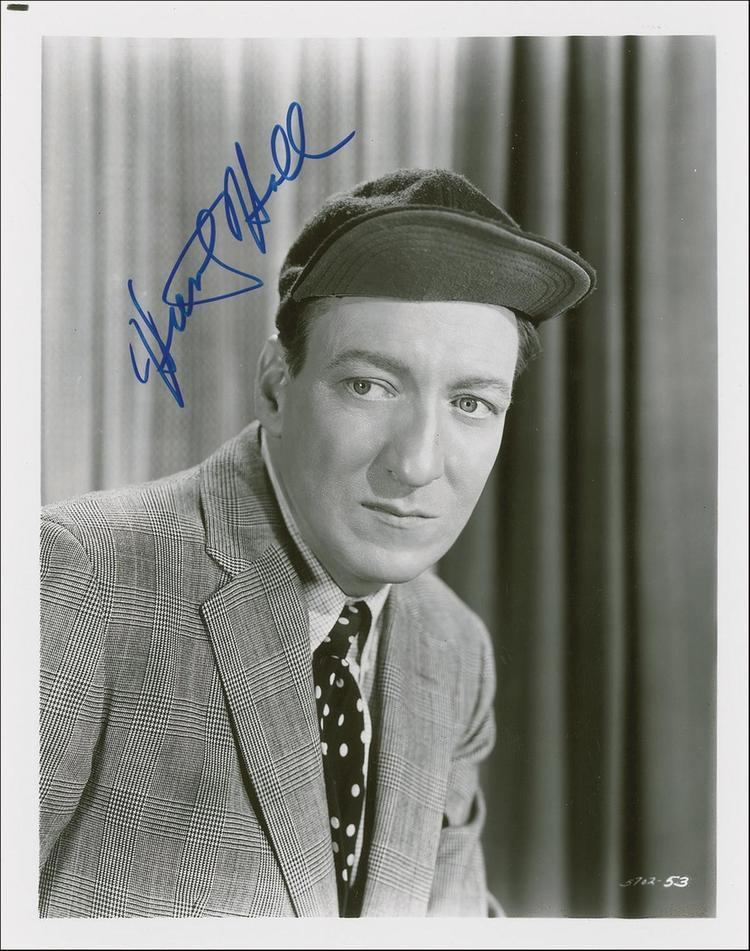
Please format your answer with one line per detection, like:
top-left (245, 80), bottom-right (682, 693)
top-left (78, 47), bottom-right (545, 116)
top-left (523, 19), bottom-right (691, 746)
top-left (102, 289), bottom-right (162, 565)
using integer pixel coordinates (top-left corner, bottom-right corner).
top-left (289, 206), bottom-right (596, 323)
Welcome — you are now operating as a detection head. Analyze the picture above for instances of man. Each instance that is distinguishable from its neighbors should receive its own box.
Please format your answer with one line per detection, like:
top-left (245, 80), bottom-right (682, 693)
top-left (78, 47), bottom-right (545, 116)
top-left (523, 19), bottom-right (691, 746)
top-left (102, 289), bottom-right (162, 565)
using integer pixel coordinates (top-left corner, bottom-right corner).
top-left (39, 169), bottom-right (596, 917)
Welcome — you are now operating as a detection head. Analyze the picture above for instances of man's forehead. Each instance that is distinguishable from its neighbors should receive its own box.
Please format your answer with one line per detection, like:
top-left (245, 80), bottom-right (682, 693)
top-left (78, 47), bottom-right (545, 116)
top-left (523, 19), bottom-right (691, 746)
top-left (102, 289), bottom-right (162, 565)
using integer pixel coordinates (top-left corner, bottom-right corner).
top-left (302, 297), bottom-right (519, 378)
top-left (306, 295), bottom-right (518, 326)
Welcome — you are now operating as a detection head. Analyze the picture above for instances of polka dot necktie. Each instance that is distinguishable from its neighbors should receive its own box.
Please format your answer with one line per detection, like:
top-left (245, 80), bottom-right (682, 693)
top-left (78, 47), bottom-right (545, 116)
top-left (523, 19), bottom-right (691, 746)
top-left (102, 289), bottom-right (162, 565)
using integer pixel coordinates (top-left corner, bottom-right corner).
top-left (312, 600), bottom-right (371, 916)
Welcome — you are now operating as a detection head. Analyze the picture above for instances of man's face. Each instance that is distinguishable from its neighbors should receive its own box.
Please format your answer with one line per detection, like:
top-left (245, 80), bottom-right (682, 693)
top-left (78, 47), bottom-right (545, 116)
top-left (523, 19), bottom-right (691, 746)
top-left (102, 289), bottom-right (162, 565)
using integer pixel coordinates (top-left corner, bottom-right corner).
top-left (265, 297), bottom-right (519, 595)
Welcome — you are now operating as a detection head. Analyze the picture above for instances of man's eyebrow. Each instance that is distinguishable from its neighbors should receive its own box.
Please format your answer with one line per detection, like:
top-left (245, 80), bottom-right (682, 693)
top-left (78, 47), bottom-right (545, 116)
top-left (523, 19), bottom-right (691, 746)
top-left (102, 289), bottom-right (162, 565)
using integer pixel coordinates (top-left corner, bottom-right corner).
top-left (451, 376), bottom-right (513, 401)
top-left (325, 349), bottom-right (411, 376)
top-left (325, 349), bottom-right (512, 400)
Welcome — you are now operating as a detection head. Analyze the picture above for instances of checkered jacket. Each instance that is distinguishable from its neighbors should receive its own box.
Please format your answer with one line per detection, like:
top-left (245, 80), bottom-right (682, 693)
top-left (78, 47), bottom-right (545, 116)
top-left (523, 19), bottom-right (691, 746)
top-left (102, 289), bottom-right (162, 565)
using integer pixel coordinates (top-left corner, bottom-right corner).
top-left (40, 422), bottom-right (497, 917)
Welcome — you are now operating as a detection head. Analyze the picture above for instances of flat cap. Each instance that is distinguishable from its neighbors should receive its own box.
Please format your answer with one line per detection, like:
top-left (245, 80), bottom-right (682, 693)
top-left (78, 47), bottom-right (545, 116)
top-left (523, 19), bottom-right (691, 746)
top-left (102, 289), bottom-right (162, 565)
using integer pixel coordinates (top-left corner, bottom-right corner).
top-left (277, 167), bottom-right (596, 324)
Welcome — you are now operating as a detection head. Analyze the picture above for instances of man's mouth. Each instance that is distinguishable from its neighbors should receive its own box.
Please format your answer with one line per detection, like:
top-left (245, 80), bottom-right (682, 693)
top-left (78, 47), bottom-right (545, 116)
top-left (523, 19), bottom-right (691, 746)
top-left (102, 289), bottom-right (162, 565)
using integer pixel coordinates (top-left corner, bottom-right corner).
top-left (361, 502), bottom-right (439, 520)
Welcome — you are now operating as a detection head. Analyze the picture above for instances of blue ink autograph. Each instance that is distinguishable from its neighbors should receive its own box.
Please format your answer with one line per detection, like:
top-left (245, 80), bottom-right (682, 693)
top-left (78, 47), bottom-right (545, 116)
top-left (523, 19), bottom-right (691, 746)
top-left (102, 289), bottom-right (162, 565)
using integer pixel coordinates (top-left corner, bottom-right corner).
top-left (127, 101), bottom-right (355, 407)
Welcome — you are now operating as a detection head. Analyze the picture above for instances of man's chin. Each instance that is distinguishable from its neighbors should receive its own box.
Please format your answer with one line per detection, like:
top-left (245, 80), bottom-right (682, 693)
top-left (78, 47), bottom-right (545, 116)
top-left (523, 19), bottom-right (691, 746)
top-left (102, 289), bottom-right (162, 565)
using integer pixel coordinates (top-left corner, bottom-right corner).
top-left (347, 548), bottom-right (443, 589)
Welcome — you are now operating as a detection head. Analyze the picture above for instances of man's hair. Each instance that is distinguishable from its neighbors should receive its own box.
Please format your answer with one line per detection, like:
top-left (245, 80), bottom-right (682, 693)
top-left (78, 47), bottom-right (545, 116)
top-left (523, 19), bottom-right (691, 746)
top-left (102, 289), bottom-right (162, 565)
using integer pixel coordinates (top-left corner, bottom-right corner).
top-left (275, 298), bottom-right (542, 380)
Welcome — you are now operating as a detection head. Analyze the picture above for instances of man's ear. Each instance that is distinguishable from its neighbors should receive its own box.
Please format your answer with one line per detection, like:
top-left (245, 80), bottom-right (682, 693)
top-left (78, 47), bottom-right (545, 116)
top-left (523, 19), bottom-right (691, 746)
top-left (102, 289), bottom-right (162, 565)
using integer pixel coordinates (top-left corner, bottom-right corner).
top-left (254, 335), bottom-right (290, 436)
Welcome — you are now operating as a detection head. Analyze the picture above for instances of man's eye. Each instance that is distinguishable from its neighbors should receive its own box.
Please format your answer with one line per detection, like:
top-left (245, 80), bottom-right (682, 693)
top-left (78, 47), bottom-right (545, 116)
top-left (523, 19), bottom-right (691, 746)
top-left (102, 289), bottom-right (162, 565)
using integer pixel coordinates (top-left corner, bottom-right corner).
top-left (345, 379), bottom-right (392, 400)
top-left (453, 396), bottom-right (494, 418)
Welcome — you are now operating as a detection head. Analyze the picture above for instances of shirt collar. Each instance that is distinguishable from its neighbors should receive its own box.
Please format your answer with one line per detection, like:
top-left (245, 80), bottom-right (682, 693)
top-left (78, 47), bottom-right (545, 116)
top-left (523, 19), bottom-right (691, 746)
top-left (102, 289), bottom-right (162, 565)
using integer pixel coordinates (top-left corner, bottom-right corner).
top-left (260, 427), bottom-right (391, 653)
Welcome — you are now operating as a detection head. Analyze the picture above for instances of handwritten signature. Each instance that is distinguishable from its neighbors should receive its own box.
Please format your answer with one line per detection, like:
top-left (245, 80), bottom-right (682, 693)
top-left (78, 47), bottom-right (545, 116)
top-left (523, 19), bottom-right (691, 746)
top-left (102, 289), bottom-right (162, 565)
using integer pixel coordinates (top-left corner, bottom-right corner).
top-left (127, 101), bottom-right (355, 406)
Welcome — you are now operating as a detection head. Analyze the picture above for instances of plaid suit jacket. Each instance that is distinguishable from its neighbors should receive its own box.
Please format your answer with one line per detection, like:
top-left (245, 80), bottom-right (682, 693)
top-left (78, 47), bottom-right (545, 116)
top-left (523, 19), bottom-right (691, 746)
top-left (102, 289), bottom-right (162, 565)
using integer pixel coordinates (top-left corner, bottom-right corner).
top-left (40, 422), bottom-right (497, 917)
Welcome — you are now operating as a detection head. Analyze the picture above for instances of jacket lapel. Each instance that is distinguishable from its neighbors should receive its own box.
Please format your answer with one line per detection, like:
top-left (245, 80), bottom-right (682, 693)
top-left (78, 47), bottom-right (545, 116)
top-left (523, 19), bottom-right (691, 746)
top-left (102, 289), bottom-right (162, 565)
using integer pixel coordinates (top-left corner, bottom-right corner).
top-left (359, 583), bottom-right (454, 916)
top-left (198, 423), bottom-right (338, 917)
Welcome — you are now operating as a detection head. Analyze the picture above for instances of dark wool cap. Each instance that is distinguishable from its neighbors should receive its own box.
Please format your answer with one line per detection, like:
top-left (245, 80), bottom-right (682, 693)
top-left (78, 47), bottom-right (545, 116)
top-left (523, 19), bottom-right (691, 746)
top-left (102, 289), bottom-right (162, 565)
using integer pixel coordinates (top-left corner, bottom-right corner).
top-left (276, 167), bottom-right (596, 326)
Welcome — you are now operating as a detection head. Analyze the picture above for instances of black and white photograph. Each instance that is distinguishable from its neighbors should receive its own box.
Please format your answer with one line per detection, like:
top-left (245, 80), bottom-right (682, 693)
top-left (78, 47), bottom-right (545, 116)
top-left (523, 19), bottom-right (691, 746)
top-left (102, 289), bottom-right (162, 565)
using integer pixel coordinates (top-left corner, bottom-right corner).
top-left (1, 1), bottom-right (747, 946)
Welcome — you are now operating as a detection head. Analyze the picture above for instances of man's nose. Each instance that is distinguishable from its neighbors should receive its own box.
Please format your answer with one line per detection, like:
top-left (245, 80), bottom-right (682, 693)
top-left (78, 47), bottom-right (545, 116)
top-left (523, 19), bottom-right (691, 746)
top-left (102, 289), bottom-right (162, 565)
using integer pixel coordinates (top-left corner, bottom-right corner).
top-left (381, 406), bottom-right (445, 488)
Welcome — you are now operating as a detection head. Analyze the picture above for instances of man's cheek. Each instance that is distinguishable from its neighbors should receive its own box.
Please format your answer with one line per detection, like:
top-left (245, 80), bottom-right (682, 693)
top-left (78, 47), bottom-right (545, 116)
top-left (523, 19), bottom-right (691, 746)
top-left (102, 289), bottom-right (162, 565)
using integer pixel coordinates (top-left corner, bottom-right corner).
top-left (318, 426), bottom-right (381, 473)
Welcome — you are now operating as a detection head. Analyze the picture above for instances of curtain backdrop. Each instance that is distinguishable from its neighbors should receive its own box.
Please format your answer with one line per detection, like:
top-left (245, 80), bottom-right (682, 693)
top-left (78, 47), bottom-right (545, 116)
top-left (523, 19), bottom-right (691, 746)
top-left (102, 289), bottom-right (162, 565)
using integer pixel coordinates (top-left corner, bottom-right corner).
top-left (42, 35), bottom-right (717, 917)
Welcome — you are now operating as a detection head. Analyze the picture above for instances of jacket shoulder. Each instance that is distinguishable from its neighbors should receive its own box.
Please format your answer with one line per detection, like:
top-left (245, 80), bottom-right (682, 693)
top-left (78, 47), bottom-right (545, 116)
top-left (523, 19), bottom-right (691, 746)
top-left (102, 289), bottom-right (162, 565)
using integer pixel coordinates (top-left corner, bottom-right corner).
top-left (41, 460), bottom-right (204, 549)
top-left (401, 569), bottom-right (493, 657)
